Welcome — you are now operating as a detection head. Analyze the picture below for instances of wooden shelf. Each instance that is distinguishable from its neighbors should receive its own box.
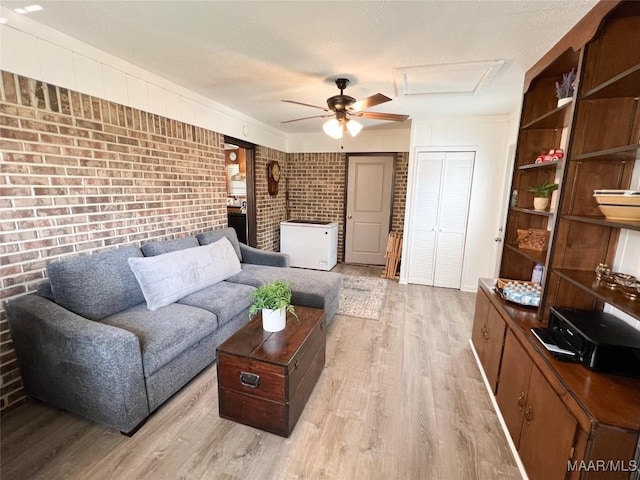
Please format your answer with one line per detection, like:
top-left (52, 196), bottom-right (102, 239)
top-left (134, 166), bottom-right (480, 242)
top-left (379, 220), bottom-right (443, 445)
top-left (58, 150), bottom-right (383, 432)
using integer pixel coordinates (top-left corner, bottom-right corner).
top-left (573, 143), bottom-right (640, 162)
top-left (505, 243), bottom-right (547, 264)
top-left (512, 207), bottom-right (554, 217)
top-left (518, 160), bottom-right (563, 171)
top-left (582, 63), bottom-right (640, 99)
top-left (554, 268), bottom-right (640, 322)
top-left (563, 214), bottom-right (640, 232)
top-left (521, 102), bottom-right (573, 130)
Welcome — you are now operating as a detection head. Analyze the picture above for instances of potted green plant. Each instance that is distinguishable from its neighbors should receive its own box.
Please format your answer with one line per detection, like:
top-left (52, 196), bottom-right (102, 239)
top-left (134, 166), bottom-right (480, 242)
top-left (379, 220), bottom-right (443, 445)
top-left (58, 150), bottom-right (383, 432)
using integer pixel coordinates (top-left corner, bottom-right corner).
top-left (249, 280), bottom-right (297, 332)
top-left (527, 181), bottom-right (558, 211)
top-left (555, 69), bottom-right (576, 107)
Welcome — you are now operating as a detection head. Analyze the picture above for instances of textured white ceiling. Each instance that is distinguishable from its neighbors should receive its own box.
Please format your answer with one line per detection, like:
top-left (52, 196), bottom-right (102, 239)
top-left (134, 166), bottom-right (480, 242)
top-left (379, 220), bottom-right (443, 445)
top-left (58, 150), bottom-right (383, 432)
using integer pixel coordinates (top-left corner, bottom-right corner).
top-left (2, 0), bottom-right (598, 134)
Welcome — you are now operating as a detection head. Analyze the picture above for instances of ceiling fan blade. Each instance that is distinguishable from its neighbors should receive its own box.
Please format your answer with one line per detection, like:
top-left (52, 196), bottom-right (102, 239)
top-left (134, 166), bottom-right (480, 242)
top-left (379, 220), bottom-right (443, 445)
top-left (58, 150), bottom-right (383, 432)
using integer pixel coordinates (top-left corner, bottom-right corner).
top-left (281, 114), bottom-right (333, 124)
top-left (353, 111), bottom-right (410, 122)
top-left (349, 93), bottom-right (392, 112)
top-left (281, 100), bottom-right (329, 111)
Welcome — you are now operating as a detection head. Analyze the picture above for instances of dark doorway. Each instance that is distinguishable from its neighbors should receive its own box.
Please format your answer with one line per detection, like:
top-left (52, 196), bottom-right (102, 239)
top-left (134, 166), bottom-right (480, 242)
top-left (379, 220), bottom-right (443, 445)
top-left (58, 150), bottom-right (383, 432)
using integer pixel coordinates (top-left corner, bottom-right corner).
top-left (224, 136), bottom-right (257, 247)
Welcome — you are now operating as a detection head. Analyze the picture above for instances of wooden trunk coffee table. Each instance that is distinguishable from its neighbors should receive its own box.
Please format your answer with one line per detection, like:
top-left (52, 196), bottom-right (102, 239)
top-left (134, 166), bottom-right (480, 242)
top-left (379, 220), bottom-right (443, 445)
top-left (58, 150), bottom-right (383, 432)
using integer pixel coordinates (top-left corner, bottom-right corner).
top-left (216, 306), bottom-right (326, 437)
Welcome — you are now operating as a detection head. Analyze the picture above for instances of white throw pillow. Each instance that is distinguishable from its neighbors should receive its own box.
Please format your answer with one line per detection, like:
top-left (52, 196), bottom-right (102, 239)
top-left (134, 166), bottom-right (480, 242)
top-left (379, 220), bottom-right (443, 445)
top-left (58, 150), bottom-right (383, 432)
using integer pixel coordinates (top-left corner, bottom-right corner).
top-left (128, 237), bottom-right (242, 311)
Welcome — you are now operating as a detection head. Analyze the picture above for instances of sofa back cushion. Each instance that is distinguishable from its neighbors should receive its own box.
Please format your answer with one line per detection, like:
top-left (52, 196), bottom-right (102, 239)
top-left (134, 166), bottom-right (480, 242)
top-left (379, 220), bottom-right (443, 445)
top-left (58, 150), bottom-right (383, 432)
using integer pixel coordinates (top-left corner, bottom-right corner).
top-left (141, 236), bottom-right (199, 257)
top-left (46, 246), bottom-right (146, 321)
top-left (128, 237), bottom-right (242, 311)
top-left (196, 228), bottom-right (242, 262)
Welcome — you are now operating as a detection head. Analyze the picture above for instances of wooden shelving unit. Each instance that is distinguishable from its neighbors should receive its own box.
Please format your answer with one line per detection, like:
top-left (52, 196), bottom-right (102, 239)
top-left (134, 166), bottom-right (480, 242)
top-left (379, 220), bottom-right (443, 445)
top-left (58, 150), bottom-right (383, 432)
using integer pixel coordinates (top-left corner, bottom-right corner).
top-left (478, 3), bottom-right (640, 480)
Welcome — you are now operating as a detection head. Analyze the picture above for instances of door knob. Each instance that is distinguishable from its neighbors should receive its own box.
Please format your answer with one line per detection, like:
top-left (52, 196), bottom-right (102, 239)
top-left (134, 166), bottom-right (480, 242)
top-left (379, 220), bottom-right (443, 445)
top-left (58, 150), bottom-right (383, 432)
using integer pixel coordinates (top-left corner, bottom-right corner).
top-left (347, 215), bottom-right (353, 219)
top-left (494, 237), bottom-right (502, 242)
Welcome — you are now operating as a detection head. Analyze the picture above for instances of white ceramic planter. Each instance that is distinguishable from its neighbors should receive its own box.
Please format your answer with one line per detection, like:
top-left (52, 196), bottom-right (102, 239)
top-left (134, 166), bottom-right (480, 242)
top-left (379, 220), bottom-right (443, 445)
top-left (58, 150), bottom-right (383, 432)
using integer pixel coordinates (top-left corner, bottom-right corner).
top-left (533, 197), bottom-right (550, 211)
top-left (262, 307), bottom-right (286, 332)
top-left (557, 97), bottom-right (572, 108)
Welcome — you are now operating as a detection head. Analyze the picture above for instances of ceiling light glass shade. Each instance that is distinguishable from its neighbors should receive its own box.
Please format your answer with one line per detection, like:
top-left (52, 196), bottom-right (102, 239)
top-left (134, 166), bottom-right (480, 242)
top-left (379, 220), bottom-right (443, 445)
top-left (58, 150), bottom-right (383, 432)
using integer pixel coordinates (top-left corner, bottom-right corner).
top-left (323, 118), bottom-right (343, 139)
top-left (346, 119), bottom-right (363, 137)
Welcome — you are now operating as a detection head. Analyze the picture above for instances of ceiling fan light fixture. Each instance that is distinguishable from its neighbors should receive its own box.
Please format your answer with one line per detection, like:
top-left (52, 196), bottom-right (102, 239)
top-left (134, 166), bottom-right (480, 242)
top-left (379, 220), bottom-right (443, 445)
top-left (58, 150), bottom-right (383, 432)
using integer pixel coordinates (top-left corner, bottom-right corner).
top-left (323, 118), bottom-right (343, 139)
top-left (346, 119), bottom-right (363, 137)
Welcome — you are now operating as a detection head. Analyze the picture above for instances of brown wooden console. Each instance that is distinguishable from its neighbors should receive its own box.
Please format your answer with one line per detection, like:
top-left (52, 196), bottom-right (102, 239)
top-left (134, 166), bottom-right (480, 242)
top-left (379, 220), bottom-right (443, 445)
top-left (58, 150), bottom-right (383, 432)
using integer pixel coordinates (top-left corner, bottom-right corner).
top-left (472, 279), bottom-right (640, 480)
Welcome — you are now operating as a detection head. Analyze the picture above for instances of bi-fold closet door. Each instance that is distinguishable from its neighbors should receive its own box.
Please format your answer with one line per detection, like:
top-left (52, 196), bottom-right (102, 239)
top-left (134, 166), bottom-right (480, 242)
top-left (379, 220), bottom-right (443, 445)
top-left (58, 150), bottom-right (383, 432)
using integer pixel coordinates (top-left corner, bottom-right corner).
top-left (407, 151), bottom-right (474, 288)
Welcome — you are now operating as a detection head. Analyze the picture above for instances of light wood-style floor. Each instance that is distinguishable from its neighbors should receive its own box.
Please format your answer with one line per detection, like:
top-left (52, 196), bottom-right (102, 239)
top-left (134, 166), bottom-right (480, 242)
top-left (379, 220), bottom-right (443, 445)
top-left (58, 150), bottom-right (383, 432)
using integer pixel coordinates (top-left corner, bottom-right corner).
top-left (1, 265), bottom-right (521, 480)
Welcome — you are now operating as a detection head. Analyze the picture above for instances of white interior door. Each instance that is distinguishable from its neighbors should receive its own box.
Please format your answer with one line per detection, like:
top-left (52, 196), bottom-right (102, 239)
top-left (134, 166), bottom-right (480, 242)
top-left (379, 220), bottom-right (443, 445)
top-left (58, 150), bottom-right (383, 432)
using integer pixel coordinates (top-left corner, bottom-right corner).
top-left (345, 155), bottom-right (394, 265)
top-left (433, 152), bottom-right (474, 288)
top-left (407, 151), bottom-right (474, 288)
top-left (407, 152), bottom-right (444, 285)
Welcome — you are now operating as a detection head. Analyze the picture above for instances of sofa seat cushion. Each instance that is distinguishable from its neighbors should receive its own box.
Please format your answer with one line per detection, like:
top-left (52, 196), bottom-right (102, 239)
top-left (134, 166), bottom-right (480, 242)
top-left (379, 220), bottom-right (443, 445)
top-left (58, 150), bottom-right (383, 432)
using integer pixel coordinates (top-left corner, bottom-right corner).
top-left (178, 281), bottom-right (255, 328)
top-left (102, 303), bottom-right (218, 377)
top-left (128, 238), bottom-right (241, 311)
top-left (141, 236), bottom-right (199, 257)
top-left (227, 264), bottom-right (342, 310)
top-left (47, 246), bottom-right (146, 321)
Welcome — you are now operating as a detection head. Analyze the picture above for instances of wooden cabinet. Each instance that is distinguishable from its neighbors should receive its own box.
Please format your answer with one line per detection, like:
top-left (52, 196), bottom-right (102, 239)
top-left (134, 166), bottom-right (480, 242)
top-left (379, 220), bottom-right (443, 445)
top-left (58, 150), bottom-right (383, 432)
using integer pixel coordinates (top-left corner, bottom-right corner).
top-left (497, 330), bottom-right (578, 480)
top-left (472, 279), bottom-right (640, 480)
top-left (471, 287), bottom-right (507, 393)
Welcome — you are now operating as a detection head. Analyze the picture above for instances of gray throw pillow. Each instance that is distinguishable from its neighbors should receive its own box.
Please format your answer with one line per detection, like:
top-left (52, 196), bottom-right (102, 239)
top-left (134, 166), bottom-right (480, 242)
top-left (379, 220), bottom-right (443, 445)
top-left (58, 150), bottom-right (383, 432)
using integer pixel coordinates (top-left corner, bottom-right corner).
top-left (196, 228), bottom-right (242, 262)
top-left (128, 237), bottom-right (242, 311)
top-left (141, 236), bottom-right (199, 257)
top-left (46, 246), bottom-right (146, 321)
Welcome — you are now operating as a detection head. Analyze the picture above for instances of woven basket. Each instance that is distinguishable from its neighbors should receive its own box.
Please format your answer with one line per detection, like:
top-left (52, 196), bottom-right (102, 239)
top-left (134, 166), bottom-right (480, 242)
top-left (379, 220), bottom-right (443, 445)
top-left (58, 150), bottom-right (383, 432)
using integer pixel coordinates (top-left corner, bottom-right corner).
top-left (517, 228), bottom-right (549, 251)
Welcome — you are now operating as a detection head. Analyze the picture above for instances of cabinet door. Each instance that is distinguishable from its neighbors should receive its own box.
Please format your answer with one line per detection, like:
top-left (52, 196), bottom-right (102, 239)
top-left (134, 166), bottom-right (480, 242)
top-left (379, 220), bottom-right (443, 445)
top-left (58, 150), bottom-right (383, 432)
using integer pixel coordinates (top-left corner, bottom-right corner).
top-left (471, 289), bottom-right (506, 393)
top-left (519, 367), bottom-right (578, 480)
top-left (471, 288), bottom-right (491, 356)
top-left (482, 305), bottom-right (507, 393)
top-left (496, 330), bottom-right (533, 445)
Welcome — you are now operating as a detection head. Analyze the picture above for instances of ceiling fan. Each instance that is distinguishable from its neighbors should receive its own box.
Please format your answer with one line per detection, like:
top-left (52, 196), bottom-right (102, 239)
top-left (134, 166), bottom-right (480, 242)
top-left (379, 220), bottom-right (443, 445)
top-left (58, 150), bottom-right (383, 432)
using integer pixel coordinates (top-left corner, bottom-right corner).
top-left (281, 78), bottom-right (409, 139)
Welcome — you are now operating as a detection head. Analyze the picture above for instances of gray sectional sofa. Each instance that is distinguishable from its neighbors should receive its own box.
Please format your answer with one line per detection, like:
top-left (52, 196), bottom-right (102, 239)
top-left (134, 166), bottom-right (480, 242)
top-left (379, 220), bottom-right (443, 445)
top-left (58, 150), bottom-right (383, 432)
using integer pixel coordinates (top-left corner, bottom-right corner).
top-left (6, 228), bottom-right (342, 435)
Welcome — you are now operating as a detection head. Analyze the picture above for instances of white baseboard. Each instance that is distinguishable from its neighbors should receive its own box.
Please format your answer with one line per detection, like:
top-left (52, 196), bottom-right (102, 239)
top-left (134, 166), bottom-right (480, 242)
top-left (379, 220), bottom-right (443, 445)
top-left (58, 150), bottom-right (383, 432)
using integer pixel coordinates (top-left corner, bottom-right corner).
top-left (469, 339), bottom-right (529, 480)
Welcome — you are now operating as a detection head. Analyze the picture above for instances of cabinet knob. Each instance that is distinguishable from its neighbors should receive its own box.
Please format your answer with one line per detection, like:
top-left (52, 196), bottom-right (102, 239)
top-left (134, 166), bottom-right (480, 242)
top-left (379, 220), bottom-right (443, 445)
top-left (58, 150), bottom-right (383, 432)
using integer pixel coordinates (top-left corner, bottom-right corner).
top-left (517, 392), bottom-right (526, 408)
top-left (483, 331), bottom-right (489, 341)
top-left (524, 405), bottom-right (534, 423)
top-left (481, 325), bottom-right (488, 334)
top-left (348, 215), bottom-right (353, 219)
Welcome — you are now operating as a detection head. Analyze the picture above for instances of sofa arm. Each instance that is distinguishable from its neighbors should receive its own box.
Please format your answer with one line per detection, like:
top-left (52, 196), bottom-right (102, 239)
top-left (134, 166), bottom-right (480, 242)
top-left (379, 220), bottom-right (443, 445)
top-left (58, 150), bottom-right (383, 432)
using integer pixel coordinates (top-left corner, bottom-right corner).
top-left (240, 243), bottom-right (290, 267)
top-left (6, 294), bottom-right (149, 433)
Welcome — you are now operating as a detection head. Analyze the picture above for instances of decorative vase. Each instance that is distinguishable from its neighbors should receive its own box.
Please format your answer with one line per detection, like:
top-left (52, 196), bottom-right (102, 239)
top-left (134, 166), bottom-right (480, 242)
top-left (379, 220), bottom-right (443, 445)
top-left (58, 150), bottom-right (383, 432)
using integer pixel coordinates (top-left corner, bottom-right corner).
top-left (557, 97), bottom-right (572, 108)
top-left (533, 197), bottom-right (550, 211)
top-left (262, 307), bottom-right (286, 332)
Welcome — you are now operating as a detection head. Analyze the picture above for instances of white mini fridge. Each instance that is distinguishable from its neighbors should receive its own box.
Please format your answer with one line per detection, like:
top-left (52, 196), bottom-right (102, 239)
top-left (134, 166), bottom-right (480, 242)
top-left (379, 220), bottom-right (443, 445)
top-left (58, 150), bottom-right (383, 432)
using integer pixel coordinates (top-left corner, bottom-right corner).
top-left (280, 220), bottom-right (338, 271)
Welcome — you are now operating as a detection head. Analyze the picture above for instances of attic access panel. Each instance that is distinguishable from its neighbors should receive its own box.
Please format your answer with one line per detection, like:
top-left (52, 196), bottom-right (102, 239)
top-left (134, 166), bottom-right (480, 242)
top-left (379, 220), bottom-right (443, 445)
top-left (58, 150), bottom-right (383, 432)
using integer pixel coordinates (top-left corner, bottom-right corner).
top-left (394, 60), bottom-right (505, 96)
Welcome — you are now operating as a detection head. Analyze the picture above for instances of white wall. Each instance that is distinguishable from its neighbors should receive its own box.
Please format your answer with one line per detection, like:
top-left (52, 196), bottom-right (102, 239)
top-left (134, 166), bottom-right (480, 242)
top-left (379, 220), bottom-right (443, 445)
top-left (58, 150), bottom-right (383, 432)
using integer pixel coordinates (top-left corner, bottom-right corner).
top-left (287, 128), bottom-right (410, 153)
top-left (0, 8), bottom-right (410, 154)
top-left (400, 116), bottom-right (512, 291)
top-left (0, 8), bottom-right (288, 151)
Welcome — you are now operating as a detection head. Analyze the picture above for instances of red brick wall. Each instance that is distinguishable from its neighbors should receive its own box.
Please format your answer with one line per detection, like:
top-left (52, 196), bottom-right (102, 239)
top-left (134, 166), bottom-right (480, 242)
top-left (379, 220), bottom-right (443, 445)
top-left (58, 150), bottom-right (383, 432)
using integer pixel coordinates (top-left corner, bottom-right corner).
top-left (392, 152), bottom-right (409, 233)
top-left (287, 152), bottom-right (347, 259)
top-left (287, 152), bottom-right (408, 262)
top-left (0, 71), bottom-right (227, 413)
top-left (0, 71), bottom-right (410, 415)
top-left (255, 146), bottom-right (288, 251)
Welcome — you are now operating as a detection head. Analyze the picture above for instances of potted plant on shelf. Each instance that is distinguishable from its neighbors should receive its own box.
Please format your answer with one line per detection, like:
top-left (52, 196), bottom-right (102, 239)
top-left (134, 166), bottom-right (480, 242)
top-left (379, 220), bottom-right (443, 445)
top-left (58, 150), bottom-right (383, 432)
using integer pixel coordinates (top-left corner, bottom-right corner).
top-left (249, 280), bottom-right (297, 332)
top-left (527, 181), bottom-right (558, 211)
top-left (555, 69), bottom-right (576, 107)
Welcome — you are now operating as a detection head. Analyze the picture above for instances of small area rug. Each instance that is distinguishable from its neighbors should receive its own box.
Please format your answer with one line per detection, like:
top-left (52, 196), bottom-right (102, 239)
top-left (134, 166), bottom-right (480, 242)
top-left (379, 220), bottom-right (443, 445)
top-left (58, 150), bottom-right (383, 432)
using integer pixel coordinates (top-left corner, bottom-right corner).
top-left (337, 275), bottom-right (388, 320)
